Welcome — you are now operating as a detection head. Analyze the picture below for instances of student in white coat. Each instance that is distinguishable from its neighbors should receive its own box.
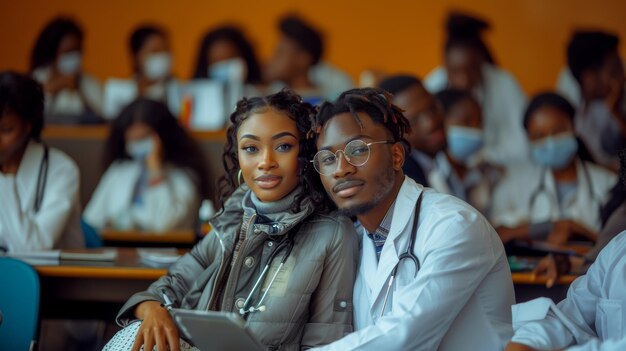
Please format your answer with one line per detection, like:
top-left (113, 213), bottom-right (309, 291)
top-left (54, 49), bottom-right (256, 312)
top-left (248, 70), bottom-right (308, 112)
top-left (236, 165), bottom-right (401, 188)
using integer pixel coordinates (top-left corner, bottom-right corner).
top-left (30, 17), bottom-right (102, 124)
top-left (310, 88), bottom-right (515, 351)
top-left (428, 88), bottom-right (502, 216)
top-left (505, 229), bottom-right (626, 351)
top-left (492, 93), bottom-right (616, 245)
top-left (102, 25), bottom-right (180, 119)
top-left (0, 72), bottom-right (83, 251)
top-left (555, 31), bottom-right (626, 171)
top-left (84, 99), bottom-right (210, 232)
top-left (424, 12), bottom-right (528, 165)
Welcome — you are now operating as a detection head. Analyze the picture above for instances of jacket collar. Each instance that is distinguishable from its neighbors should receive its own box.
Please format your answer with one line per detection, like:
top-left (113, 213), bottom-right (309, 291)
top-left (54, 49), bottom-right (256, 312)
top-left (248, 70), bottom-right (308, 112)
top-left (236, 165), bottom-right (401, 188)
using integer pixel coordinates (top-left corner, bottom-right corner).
top-left (210, 185), bottom-right (314, 238)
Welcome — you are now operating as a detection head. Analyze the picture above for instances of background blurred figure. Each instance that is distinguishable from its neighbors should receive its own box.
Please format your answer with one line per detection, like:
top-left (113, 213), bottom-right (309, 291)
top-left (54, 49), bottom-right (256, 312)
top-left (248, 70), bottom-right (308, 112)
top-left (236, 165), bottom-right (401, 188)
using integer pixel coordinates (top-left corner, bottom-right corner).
top-left (102, 24), bottom-right (180, 118)
top-left (428, 88), bottom-right (500, 216)
top-left (491, 92), bottom-right (616, 246)
top-left (0, 71), bottom-right (84, 251)
top-left (378, 74), bottom-right (446, 186)
top-left (84, 99), bottom-right (209, 232)
top-left (556, 30), bottom-right (626, 170)
top-left (532, 149), bottom-right (626, 288)
top-left (425, 11), bottom-right (528, 165)
top-left (265, 14), bottom-right (352, 103)
top-left (30, 17), bottom-right (102, 124)
top-left (191, 25), bottom-right (262, 85)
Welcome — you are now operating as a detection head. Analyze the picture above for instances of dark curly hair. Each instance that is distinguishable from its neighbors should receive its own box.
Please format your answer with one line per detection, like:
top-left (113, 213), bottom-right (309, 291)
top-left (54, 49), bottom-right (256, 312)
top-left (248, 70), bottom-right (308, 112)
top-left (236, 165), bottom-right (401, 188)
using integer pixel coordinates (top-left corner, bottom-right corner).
top-left (311, 87), bottom-right (412, 148)
top-left (218, 89), bottom-right (330, 213)
top-left (0, 71), bottom-right (45, 141)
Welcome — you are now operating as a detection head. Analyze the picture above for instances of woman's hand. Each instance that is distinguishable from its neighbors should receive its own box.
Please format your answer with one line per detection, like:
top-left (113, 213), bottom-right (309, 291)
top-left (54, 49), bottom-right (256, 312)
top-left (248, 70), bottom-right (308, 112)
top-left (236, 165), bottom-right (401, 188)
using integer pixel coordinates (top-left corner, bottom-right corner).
top-left (146, 135), bottom-right (164, 174)
top-left (132, 301), bottom-right (180, 351)
top-left (532, 254), bottom-right (571, 288)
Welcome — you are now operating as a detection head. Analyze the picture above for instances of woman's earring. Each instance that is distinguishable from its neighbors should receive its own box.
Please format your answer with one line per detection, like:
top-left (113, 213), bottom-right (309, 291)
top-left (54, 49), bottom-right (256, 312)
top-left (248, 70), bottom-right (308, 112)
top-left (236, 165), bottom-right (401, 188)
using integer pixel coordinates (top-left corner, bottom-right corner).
top-left (237, 169), bottom-right (243, 186)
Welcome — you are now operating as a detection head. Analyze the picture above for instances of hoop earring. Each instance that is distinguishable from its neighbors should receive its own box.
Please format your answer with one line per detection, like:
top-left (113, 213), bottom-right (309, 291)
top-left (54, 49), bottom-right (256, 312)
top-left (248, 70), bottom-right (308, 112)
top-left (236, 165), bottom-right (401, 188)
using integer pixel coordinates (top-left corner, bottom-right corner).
top-left (237, 169), bottom-right (244, 186)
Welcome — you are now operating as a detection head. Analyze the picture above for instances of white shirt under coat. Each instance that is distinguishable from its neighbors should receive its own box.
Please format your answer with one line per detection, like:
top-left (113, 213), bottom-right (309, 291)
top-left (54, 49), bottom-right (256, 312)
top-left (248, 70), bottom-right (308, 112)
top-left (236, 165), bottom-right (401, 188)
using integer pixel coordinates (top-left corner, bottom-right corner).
top-left (315, 176), bottom-right (515, 351)
top-left (425, 63), bottom-right (529, 166)
top-left (511, 230), bottom-right (626, 350)
top-left (491, 159), bottom-right (616, 232)
top-left (0, 142), bottom-right (84, 251)
top-left (83, 160), bottom-right (198, 232)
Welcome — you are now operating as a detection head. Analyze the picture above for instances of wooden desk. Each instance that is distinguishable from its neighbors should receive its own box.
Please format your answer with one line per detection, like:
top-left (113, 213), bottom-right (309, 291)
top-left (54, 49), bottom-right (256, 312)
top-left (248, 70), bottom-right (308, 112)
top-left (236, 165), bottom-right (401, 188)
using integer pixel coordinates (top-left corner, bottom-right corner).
top-left (100, 229), bottom-right (197, 247)
top-left (511, 272), bottom-right (577, 285)
top-left (35, 248), bottom-right (169, 320)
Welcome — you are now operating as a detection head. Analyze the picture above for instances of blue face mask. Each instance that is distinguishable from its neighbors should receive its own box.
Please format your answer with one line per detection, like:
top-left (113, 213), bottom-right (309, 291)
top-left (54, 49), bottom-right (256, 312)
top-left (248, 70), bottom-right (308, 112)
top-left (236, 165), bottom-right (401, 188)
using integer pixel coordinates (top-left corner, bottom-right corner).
top-left (531, 132), bottom-right (578, 170)
top-left (126, 138), bottom-right (154, 160)
top-left (446, 126), bottom-right (484, 163)
top-left (208, 58), bottom-right (246, 82)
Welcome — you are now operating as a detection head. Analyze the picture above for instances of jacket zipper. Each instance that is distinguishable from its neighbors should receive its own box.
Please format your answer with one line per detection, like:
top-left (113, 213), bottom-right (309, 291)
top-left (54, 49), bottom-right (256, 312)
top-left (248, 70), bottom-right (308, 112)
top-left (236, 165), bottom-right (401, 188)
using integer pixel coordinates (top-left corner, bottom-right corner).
top-left (221, 213), bottom-right (257, 311)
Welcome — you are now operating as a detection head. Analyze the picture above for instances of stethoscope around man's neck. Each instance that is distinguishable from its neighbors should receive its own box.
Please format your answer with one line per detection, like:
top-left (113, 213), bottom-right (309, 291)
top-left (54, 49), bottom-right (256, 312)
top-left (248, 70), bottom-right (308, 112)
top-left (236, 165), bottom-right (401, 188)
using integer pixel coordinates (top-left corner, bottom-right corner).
top-left (380, 191), bottom-right (424, 317)
top-left (528, 158), bottom-right (597, 216)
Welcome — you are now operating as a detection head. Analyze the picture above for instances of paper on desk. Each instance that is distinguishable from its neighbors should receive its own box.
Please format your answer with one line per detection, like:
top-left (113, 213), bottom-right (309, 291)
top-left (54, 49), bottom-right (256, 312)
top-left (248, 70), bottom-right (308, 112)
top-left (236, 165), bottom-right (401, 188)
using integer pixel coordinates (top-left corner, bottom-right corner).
top-left (138, 248), bottom-right (181, 265)
top-left (60, 249), bottom-right (118, 261)
top-left (6, 250), bottom-right (61, 260)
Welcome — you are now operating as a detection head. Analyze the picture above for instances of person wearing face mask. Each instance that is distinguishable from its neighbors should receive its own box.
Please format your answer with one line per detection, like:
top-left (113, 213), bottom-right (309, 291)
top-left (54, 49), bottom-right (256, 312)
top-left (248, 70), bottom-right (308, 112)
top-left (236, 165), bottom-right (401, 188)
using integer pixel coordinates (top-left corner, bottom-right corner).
top-left (83, 99), bottom-right (209, 232)
top-left (0, 72), bottom-right (84, 252)
top-left (426, 88), bottom-right (500, 216)
top-left (424, 11), bottom-right (529, 166)
top-left (30, 17), bottom-right (102, 123)
top-left (102, 25), bottom-right (180, 119)
top-left (491, 92), bottom-right (617, 246)
top-left (191, 26), bottom-right (262, 85)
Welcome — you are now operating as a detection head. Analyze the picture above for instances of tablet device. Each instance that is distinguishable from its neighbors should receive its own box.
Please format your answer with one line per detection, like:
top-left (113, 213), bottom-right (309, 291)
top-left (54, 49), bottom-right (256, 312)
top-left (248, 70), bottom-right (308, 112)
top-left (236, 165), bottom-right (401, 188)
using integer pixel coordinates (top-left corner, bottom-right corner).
top-left (171, 309), bottom-right (265, 351)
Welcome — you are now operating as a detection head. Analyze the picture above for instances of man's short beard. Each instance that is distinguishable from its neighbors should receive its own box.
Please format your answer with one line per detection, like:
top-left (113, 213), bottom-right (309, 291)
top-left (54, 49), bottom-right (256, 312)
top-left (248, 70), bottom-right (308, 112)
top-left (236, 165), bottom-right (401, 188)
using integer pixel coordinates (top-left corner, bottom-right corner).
top-left (336, 163), bottom-right (396, 218)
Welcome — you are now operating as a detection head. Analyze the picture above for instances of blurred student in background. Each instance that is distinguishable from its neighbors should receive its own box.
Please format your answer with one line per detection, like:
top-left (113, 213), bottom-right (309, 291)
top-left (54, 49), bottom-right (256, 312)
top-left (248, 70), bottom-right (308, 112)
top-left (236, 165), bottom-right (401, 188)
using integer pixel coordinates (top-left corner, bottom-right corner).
top-left (531, 149), bottom-right (626, 288)
top-left (265, 14), bottom-right (353, 104)
top-left (428, 88), bottom-right (501, 216)
top-left (378, 74), bottom-right (447, 186)
top-left (84, 99), bottom-right (209, 232)
top-left (506, 163), bottom-right (626, 351)
top-left (0, 71), bottom-right (84, 251)
top-left (30, 17), bottom-right (102, 124)
top-left (491, 92), bottom-right (616, 246)
top-left (103, 25), bottom-right (179, 118)
top-left (425, 11), bottom-right (528, 165)
top-left (556, 31), bottom-right (626, 170)
top-left (191, 25), bottom-right (262, 85)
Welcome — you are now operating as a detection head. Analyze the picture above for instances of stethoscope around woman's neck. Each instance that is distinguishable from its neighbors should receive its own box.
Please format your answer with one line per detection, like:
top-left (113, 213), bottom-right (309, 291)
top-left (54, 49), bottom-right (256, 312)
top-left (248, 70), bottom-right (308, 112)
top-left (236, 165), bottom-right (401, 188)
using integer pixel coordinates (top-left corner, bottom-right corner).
top-left (0, 141), bottom-right (48, 213)
top-left (528, 158), bottom-right (597, 216)
top-left (238, 223), bottom-right (300, 317)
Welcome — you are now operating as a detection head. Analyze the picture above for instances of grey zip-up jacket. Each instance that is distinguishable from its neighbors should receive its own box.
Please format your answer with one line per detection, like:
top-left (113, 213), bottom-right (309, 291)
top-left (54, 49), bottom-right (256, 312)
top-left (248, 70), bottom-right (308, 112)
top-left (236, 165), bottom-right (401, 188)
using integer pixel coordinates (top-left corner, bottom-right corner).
top-left (117, 186), bottom-right (358, 350)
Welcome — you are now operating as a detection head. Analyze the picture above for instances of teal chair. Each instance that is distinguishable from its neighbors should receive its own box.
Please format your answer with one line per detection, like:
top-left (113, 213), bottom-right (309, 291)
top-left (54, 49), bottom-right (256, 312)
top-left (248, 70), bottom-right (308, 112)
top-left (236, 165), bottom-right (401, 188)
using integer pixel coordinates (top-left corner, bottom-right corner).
top-left (81, 217), bottom-right (103, 248)
top-left (0, 257), bottom-right (40, 351)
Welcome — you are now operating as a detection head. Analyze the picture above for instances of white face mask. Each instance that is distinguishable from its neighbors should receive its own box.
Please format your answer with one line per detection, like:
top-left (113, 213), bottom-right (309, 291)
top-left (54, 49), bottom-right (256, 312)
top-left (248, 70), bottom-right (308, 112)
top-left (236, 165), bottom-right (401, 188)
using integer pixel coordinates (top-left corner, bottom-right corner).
top-left (143, 53), bottom-right (172, 81)
top-left (57, 51), bottom-right (82, 75)
top-left (126, 138), bottom-right (154, 160)
top-left (208, 58), bottom-right (246, 83)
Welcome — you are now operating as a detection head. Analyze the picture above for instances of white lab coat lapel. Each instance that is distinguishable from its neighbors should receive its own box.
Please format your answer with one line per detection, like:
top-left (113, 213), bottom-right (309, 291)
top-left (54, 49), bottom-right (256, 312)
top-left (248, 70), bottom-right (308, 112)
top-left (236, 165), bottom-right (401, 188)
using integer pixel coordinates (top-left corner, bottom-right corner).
top-left (15, 142), bottom-right (44, 213)
top-left (568, 160), bottom-right (598, 228)
top-left (368, 177), bottom-right (423, 317)
top-left (529, 166), bottom-right (560, 223)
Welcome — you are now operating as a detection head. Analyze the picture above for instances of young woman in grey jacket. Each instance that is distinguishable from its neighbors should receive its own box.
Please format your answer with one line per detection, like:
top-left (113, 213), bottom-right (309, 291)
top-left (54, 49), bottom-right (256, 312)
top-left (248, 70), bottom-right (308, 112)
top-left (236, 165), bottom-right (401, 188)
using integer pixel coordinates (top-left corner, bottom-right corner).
top-left (104, 89), bottom-right (359, 351)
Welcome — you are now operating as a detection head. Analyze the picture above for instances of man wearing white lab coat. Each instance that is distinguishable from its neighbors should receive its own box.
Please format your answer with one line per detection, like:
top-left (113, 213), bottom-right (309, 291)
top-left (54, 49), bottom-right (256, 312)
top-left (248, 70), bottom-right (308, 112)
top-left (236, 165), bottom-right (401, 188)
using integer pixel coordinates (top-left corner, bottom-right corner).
top-left (506, 230), bottom-right (626, 351)
top-left (311, 88), bottom-right (514, 350)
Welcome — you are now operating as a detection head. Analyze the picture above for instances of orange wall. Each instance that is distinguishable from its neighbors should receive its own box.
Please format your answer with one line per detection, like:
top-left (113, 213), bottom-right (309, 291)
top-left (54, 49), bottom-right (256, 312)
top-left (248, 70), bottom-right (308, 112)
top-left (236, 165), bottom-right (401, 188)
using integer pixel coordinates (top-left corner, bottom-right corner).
top-left (1, 0), bottom-right (626, 94)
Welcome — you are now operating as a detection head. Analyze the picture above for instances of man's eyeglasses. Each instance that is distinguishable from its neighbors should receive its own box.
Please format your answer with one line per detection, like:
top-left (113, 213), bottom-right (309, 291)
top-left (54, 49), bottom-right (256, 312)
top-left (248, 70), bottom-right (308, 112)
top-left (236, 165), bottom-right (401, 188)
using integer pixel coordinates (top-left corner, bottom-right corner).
top-left (311, 139), bottom-right (394, 175)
